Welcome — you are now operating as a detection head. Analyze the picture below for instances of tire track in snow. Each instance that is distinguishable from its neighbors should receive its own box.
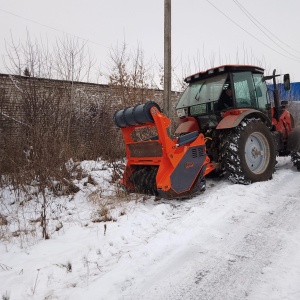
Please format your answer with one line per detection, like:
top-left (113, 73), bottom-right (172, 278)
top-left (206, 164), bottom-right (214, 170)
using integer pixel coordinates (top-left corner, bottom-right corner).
top-left (133, 164), bottom-right (300, 300)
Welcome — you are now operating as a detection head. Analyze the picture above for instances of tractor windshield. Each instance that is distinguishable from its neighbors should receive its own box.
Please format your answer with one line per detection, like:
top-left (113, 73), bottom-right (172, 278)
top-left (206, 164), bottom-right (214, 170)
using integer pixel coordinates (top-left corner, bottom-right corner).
top-left (176, 73), bottom-right (227, 114)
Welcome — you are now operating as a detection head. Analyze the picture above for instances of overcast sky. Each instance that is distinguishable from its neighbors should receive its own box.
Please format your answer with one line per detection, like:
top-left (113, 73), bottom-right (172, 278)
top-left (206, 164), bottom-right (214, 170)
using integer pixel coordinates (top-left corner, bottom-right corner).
top-left (1, 0), bottom-right (300, 86)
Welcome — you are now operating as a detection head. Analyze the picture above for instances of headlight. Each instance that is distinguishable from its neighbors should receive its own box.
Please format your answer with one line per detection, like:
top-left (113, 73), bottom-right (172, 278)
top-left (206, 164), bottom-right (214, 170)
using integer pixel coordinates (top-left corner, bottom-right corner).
top-left (176, 108), bottom-right (187, 118)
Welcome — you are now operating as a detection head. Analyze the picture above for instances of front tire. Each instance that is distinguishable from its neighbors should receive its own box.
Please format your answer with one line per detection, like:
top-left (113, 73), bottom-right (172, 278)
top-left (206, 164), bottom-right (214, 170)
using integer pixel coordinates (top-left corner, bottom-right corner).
top-left (222, 118), bottom-right (276, 184)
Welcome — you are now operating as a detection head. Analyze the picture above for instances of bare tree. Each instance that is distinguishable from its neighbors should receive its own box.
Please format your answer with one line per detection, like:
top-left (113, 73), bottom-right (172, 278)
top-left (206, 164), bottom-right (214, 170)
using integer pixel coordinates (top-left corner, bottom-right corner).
top-left (52, 36), bottom-right (96, 82)
top-left (1, 34), bottom-right (102, 239)
top-left (107, 42), bottom-right (156, 107)
top-left (4, 32), bottom-right (97, 82)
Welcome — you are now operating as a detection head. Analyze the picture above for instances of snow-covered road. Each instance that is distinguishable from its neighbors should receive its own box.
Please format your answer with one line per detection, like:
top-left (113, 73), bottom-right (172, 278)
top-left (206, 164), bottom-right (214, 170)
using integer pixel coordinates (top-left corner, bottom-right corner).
top-left (1, 157), bottom-right (300, 299)
top-left (132, 164), bottom-right (300, 300)
top-left (98, 158), bottom-right (299, 300)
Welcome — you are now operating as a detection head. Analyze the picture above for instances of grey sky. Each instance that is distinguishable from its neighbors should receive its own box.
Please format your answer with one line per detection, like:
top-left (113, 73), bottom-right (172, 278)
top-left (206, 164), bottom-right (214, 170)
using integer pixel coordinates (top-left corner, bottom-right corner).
top-left (0, 0), bottom-right (300, 85)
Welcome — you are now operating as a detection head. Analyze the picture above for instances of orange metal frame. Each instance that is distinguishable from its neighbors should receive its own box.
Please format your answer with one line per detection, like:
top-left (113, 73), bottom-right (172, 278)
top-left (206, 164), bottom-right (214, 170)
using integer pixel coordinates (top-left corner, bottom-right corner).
top-left (120, 106), bottom-right (215, 195)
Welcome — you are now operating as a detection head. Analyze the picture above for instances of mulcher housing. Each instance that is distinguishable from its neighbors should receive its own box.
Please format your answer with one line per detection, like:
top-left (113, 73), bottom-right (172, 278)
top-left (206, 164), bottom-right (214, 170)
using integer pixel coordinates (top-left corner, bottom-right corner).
top-left (114, 101), bottom-right (214, 198)
top-left (114, 65), bottom-right (300, 198)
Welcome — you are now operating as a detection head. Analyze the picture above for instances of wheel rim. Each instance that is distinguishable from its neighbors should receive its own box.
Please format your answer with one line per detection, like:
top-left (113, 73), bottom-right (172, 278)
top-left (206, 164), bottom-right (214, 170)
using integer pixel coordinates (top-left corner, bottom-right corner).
top-left (245, 132), bottom-right (270, 174)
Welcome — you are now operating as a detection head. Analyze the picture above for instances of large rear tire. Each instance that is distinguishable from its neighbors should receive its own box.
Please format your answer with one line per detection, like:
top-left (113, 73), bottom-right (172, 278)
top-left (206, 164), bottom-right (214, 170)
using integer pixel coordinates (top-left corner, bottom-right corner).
top-left (222, 118), bottom-right (276, 184)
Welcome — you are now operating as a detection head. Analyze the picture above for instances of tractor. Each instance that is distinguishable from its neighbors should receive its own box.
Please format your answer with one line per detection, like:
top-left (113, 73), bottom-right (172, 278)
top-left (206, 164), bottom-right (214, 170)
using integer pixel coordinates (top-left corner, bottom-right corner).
top-left (114, 65), bottom-right (300, 199)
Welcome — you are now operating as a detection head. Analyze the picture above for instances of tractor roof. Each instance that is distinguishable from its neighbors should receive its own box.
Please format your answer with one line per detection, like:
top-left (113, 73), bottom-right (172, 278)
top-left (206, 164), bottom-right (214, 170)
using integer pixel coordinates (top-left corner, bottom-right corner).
top-left (185, 64), bottom-right (265, 83)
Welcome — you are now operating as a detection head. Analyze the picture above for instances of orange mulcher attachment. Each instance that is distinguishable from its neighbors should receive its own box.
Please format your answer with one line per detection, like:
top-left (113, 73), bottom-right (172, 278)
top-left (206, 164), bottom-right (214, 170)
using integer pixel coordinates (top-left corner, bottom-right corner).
top-left (114, 101), bottom-right (215, 199)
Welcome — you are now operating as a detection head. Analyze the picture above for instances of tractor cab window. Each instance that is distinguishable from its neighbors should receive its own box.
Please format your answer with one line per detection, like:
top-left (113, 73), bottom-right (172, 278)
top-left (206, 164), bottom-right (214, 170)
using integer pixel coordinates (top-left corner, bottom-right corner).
top-left (232, 71), bottom-right (256, 108)
top-left (176, 73), bottom-right (227, 115)
top-left (253, 74), bottom-right (270, 112)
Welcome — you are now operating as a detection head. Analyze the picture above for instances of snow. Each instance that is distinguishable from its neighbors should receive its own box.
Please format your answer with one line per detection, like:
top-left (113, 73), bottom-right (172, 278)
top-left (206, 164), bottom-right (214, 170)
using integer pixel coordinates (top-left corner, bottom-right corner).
top-left (1, 157), bottom-right (300, 299)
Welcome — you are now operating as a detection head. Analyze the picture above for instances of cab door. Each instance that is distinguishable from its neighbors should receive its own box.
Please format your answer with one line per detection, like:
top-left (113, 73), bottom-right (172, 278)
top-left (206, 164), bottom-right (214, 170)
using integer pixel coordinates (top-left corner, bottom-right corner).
top-left (232, 71), bottom-right (257, 108)
top-left (232, 71), bottom-right (271, 119)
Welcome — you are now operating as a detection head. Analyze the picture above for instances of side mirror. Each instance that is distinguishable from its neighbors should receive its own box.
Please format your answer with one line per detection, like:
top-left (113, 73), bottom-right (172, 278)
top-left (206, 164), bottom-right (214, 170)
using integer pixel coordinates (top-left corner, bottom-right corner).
top-left (283, 74), bottom-right (290, 91)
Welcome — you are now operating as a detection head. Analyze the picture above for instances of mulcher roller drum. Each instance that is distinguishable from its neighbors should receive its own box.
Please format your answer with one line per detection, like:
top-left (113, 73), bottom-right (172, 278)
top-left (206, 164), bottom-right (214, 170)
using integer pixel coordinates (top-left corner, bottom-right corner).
top-left (114, 101), bottom-right (161, 128)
